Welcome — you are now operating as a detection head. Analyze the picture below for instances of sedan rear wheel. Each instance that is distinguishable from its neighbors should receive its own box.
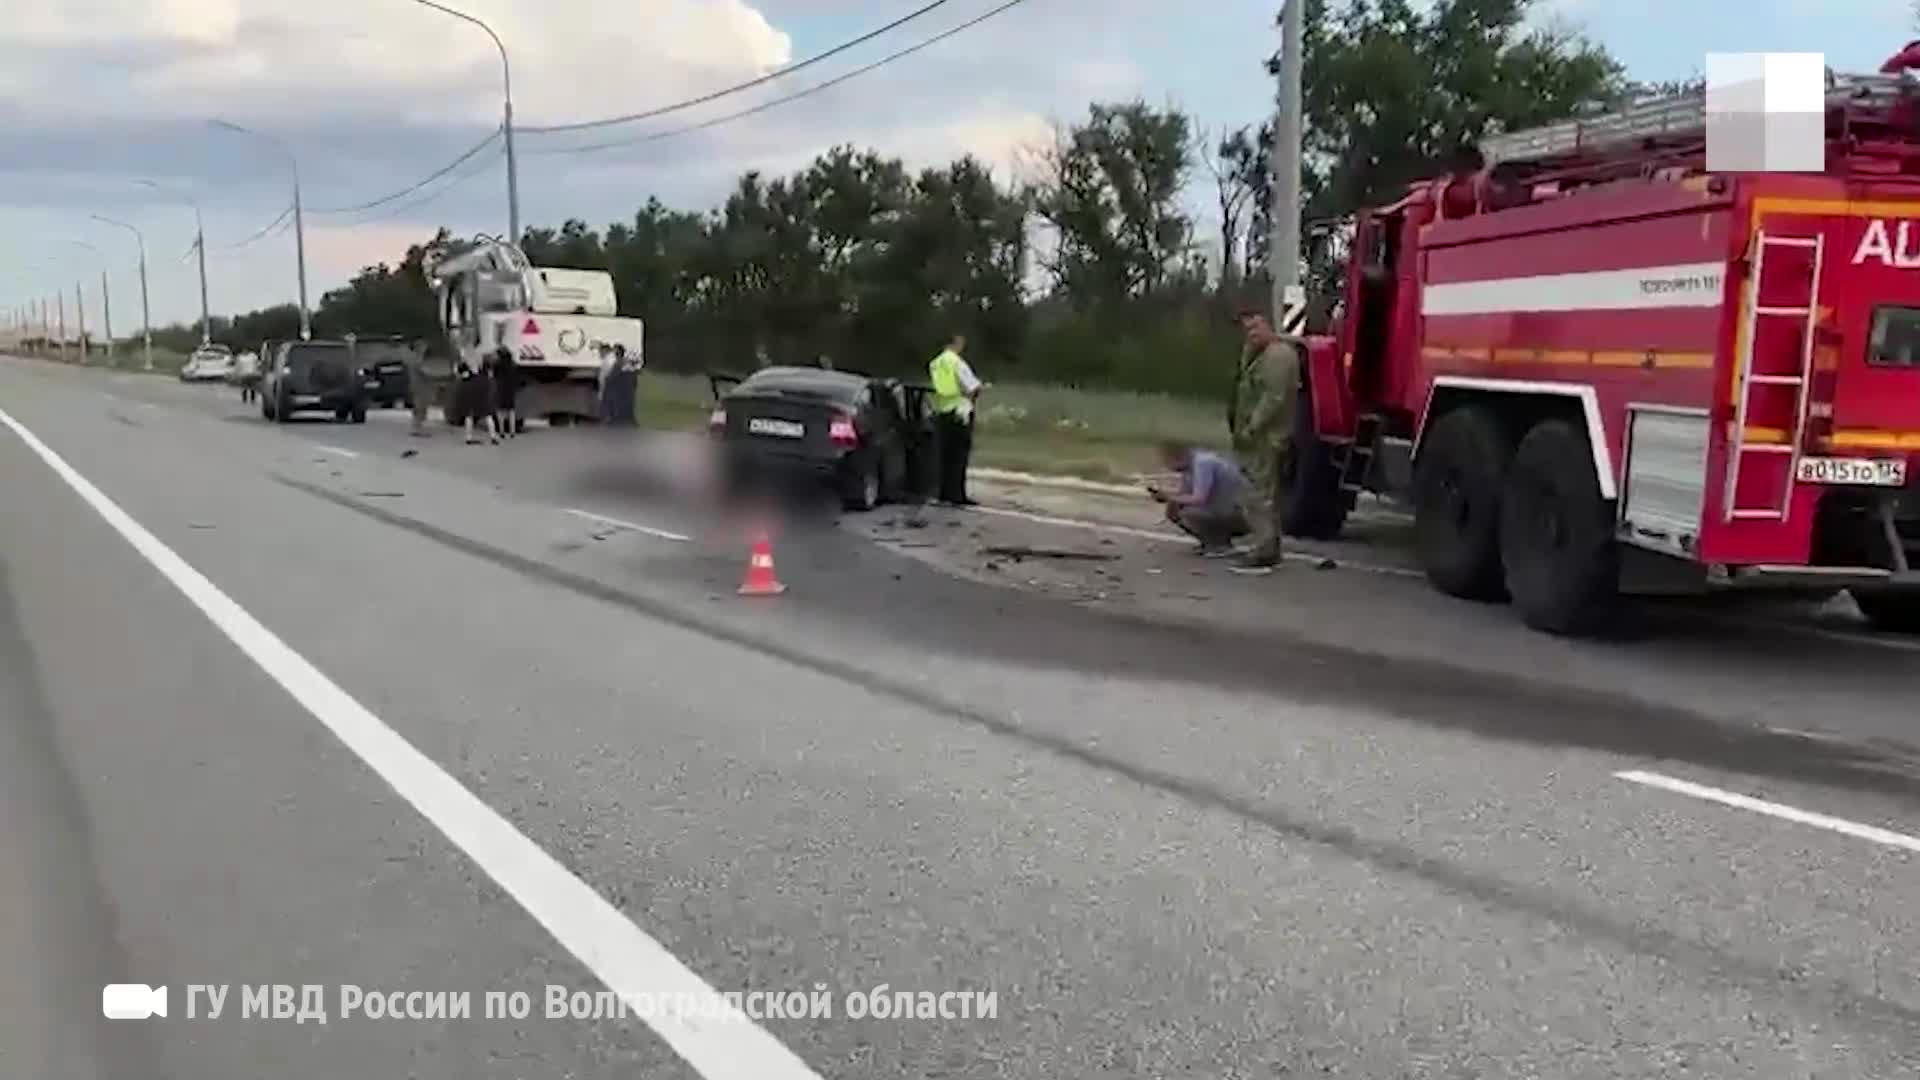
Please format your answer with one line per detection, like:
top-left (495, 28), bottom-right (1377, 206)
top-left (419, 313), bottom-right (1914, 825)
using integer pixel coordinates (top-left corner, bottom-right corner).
top-left (841, 455), bottom-right (881, 512)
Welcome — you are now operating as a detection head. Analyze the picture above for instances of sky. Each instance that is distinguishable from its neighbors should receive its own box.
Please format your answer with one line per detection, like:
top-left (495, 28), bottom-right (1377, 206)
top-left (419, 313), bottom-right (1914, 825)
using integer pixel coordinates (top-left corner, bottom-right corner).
top-left (1, 0), bottom-right (1916, 332)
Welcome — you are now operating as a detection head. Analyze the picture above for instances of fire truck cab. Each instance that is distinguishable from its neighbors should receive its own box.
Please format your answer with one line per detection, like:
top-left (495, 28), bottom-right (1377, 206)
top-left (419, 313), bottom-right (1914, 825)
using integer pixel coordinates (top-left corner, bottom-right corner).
top-left (1298, 48), bottom-right (1920, 635)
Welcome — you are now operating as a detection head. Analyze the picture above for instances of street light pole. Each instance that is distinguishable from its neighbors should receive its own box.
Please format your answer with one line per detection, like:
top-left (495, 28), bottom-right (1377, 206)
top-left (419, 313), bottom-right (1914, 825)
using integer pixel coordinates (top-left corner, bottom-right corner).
top-left (94, 214), bottom-right (154, 370)
top-left (1268, 0), bottom-right (1304, 331)
top-left (137, 179), bottom-right (211, 347)
top-left (75, 280), bottom-right (87, 362)
top-left (57, 291), bottom-right (67, 361)
top-left (408, 0), bottom-right (520, 242)
top-left (73, 240), bottom-right (111, 364)
top-left (210, 119), bottom-right (310, 339)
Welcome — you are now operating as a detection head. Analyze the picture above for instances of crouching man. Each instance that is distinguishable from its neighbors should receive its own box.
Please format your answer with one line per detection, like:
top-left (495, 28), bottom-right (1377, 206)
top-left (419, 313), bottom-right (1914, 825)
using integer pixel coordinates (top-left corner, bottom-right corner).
top-left (1149, 440), bottom-right (1251, 557)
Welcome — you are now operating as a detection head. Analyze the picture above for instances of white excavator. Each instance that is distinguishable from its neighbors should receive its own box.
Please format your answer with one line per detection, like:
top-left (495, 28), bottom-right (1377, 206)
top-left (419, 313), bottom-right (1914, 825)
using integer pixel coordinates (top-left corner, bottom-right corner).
top-left (421, 235), bottom-right (645, 425)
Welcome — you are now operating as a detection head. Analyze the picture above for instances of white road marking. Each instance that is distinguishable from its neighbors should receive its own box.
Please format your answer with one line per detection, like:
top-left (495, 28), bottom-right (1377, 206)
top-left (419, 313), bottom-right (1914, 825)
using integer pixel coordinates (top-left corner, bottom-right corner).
top-left (564, 508), bottom-right (692, 543)
top-left (968, 504), bottom-right (1422, 577)
top-left (0, 408), bottom-right (823, 1080)
top-left (1617, 769), bottom-right (1920, 855)
top-left (314, 445), bottom-right (360, 460)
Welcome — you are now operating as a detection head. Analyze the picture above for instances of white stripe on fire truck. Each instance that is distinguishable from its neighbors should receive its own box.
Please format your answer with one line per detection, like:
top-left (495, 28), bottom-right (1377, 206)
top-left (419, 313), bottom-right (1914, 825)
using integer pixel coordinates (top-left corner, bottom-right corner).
top-left (1423, 262), bottom-right (1726, 316)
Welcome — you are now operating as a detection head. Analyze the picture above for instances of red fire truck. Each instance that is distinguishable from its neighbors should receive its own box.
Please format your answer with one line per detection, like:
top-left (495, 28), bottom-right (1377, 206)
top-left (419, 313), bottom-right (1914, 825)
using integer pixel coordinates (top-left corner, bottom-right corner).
top-left (1290, 48), bottom-right (1920, 636)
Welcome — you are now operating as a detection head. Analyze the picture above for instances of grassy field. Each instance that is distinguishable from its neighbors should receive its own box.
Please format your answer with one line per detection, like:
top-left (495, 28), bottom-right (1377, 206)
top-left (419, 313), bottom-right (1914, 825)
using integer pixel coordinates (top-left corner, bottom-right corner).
top-left (639, 371), bottom-right (1226, 484)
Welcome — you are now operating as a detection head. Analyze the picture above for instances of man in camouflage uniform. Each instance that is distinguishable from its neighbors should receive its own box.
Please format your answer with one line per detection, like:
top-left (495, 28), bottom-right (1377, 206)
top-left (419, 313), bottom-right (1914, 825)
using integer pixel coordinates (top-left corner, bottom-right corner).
top-left (1226, 308), bottom-right (1301, 574)
top-left (405, 339), bottom-right (434, 437)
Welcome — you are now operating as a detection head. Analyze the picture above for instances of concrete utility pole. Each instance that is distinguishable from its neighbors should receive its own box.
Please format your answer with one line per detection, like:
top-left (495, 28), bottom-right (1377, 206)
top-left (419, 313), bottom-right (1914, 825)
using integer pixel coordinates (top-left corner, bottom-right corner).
top-left (138, 181), bottom-right (212, 347)
top-left (75, 281), bottom-right (87, 361)
top-left (211, 119), bottom-right (311, 339)
top-left (74, 240), bottom-right (111, 363)
top-left (94, 215), bottom-right (153, 370)
top-left (1268, 0), bottom-right (1305, 332)
top-left (101, 270), bottom-right (114, 362)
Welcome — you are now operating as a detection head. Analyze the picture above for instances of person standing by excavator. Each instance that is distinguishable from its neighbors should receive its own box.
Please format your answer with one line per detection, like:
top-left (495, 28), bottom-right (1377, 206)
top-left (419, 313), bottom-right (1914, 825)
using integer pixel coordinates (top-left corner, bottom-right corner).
top-left (1226, 308), bottom-right (1300, 574)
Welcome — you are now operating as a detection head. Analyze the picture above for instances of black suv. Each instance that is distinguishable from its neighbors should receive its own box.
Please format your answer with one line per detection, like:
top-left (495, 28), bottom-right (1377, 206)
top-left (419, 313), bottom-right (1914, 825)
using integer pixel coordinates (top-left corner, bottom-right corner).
top-left (261, 339), bottom-right (372, 423)
top-left (351, 336), bottom-right (419, 409)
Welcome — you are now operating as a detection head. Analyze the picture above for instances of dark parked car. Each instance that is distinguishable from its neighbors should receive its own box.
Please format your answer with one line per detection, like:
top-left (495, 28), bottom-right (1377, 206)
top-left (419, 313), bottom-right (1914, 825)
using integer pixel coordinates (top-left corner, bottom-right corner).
top-left (261, 339), bottom-right (372, 423)
top-left (708, 366), bottom-right (933, 511)
top-left (350, 336), bottom-right (419, 408)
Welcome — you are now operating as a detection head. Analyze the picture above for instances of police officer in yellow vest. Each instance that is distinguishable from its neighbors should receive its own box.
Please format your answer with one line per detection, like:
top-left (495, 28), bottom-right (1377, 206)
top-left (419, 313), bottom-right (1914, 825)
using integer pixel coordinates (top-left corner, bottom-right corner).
top-left (928, 332), bottom-right (985, 506)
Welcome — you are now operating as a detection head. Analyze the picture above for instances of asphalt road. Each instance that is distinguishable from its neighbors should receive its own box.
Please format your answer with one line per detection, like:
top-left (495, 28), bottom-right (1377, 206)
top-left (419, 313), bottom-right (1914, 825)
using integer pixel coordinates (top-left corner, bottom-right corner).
top-left (5, 355), bottom-right (1920, 1079)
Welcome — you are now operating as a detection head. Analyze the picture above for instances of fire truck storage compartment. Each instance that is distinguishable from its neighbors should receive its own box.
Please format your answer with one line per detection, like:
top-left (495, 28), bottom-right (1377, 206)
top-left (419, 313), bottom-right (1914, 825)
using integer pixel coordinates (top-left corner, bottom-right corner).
top-left (1620, 405), bottom-right (1710, 557)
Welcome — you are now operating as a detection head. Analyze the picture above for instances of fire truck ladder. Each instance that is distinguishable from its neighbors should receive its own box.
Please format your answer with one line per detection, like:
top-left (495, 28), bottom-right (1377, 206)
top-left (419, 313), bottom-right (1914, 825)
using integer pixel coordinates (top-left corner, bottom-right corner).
top-left (1480, 71), bottom-right (1911, 164)
top-left (1723, 232), bottom-right (1825, 522)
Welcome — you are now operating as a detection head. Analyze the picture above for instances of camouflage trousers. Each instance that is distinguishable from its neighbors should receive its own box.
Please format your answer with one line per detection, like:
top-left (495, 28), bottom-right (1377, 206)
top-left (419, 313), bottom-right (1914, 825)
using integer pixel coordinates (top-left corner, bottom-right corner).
top-left (1234, 437), bottom-right (1294, 558)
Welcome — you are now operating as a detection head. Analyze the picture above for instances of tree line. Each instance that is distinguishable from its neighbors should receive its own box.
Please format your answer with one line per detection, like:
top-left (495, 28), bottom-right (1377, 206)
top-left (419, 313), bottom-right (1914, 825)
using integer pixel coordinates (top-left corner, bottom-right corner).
top-left (158, 0), bottom-right (1630, 399)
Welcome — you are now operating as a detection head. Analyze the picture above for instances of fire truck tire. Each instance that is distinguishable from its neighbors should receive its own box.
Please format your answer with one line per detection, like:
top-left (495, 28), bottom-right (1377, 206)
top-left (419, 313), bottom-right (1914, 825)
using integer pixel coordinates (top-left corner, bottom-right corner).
top-left (1501, 419), bottom-right (1620, 635)
top-left (1852, 588), bottom-right (1920, 634)
top-left (1413, 406), bottom-right (1511, 600)
top-left (1280, 401), bottom-right (1349, 540)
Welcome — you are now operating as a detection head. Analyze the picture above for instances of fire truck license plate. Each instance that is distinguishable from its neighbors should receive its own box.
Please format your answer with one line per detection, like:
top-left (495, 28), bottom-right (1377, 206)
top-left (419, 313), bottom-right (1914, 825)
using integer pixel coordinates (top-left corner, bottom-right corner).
top-left (1795, 457), bottom-right (1909, 487)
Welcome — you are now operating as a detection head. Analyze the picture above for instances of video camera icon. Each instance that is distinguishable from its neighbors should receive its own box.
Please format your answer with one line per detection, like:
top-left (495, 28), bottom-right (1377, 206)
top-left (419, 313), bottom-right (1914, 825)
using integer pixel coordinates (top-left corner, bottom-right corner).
top-left (101, 984), bottom-right (168, 1020)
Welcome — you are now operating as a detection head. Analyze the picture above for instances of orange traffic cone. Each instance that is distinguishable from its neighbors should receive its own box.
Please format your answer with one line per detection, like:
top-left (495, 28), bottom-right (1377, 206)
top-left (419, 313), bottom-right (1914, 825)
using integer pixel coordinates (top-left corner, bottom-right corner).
top-left (738, 531), bottom-right (787, 596)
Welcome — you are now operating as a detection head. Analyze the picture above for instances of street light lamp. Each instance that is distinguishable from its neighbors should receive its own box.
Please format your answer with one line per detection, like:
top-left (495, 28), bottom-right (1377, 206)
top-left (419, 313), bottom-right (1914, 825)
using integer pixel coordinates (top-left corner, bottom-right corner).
top-left (93, 214), bottom-right (154, 371)
top-left (71, 240), bottom-right (105, 362)
top-left (407, 0), bottom-right (520, 243)
top-left (137, 179), bottom-right (213, 348)
top-left (210, 118), bottom-right (310, 340)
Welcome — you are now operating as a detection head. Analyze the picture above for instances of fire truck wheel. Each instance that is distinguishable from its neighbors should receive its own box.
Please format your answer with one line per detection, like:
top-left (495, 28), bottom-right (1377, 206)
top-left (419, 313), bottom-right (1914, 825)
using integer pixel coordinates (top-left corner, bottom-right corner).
top-left (1501, 419), bottom-right (1620, 635)
top-left (1279, 400), bottom-right (1349, 540)
top-left (1413, 406), bottom-right (1511, 600)
top-left (1852, 588), bottom-right (1920, 634)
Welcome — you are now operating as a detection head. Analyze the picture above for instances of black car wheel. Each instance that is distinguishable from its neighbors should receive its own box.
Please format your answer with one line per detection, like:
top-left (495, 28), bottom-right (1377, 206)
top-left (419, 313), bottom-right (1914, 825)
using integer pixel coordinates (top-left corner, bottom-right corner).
top-left (350, 403), bottom-right (368, 424)
top-left (841, 454), bottom-right (882, 512)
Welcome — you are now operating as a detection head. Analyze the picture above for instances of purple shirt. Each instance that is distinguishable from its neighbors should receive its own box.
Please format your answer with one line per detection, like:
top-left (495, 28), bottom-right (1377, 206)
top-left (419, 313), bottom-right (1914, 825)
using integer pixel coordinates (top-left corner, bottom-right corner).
top-left (1182, 450), bottom-right (1246, 512)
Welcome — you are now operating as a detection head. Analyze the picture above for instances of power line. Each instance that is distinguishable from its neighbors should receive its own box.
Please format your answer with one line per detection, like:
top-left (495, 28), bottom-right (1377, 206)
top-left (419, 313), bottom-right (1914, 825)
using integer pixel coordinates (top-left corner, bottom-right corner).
top-left (209, 204), bottom-right (295, 252)
top-left (518, 0), bottom-right (958, 135)
top-left (343, 142), bottom-right (505, 226)
top-left (309, 127), bottom-right (503, 214)
top-left (527, 0), bottom-right (1033, 157)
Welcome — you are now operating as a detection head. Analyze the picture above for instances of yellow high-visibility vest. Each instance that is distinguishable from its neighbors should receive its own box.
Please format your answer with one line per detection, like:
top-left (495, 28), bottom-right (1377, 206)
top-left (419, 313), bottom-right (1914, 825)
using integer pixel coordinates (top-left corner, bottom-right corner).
top-left (929, 349), bottom-right (967, 415)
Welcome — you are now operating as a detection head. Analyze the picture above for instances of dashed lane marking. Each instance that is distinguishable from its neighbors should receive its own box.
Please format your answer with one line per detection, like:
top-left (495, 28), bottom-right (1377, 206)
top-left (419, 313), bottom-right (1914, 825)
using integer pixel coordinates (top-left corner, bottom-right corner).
top-left (1617, 769), bottom-right (1920, 855)
top-left (563, 508), bottom-right (693, 543)
top-left (314, 445), bottom-right (360, 460)
top-left (0, 407), bottom-right (824, 1080)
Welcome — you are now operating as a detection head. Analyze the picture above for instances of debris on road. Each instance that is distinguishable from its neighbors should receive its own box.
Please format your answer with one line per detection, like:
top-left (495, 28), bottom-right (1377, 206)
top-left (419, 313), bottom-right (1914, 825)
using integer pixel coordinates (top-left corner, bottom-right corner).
top-left (980, 544), bottom-right (1119, 562)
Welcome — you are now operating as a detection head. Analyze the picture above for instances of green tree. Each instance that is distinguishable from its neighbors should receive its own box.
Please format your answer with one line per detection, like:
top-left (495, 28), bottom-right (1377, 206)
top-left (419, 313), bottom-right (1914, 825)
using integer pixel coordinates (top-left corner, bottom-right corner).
top-left (312, 233), bottom-right (442, 340)
top-left (1298, 0), bottom-right (1624, 224)
top-left (1030, 100), bottom-right (1199, 305)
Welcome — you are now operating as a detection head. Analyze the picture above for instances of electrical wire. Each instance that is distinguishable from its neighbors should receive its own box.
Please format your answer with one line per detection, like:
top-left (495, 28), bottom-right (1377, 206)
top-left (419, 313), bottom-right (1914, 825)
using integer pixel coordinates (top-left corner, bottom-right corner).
top-left (518, 0), bottom-right (958, 135)
top-left (209, 204), bottom-right (295, 252)
top-left (526, 0), bottom-right (1032, 156)
top-left (340, 142), bottom-right (505, 225)
top-left (309, 127), bottom-right (503, 214)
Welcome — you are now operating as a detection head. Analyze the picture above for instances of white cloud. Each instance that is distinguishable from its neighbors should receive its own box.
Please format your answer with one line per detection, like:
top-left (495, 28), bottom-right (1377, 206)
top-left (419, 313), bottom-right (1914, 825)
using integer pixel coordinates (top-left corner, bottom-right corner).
top-left (2, 0), bottom-right (1272, 324)
top-left (5, 0), bottom-right (792, 128)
